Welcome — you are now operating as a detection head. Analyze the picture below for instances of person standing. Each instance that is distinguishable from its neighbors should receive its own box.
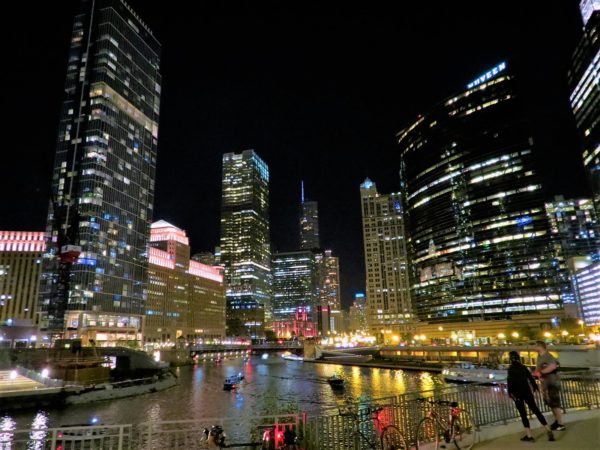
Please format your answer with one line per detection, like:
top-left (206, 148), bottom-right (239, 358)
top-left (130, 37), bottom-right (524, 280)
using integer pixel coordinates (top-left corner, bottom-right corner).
top-left (507, 350), bottom-right (555, 442)
top-left (533, 340), bottom-right (565, 431)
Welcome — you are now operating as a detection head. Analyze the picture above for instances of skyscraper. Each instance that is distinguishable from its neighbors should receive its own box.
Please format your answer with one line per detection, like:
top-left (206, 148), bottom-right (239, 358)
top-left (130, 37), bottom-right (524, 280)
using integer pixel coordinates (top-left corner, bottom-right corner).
top-left (145, 221), bottom-right (226, 346)
top-left (398, 62), bottom-right (565, 324)
top-left (220, 150), bottom-right (271, 337)
top-left (38, 0), bottom-right (161, 344)
top-left (546, 197), bottom-right (600, 259)
top-left (271, 250), bottom-right (319, 321)
top-left (360, 178), bottom-right (412, 335)
top-left (316, 249), bottom-right (342, 332)
top-left (569, 1), bottom-right (600, 208)
top-left (299, 181), bottom-right (320, 250)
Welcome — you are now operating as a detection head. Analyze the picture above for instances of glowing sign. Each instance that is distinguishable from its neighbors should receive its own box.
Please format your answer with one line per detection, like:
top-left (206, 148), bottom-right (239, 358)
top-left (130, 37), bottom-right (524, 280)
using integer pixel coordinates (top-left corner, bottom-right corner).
top-left (467, 62), bottom-right (506, 89)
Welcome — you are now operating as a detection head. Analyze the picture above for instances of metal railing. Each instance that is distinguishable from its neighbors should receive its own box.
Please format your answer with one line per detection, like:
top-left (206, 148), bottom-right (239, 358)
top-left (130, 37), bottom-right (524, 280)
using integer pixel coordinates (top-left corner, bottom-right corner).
top-left (304, 373), bottom-right (600, 449)
top-left (0, 424), bottom-right (132, 450)
top-left (3, 375), bottom-right (598, 450)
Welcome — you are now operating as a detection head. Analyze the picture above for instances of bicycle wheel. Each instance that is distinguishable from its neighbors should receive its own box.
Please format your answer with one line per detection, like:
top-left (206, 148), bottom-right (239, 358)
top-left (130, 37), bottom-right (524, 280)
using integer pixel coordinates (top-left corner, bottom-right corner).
top-left (416, 417), bottom-right (439, 450)
top-left (380, 425), bottom-right (407, 450)
top-left (451, 411), bottom-right (476, 450)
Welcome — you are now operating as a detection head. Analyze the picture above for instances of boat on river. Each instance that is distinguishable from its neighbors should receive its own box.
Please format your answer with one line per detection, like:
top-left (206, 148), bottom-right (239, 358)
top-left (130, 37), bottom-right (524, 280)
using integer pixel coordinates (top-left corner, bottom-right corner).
top-left (223, 373), bottom-right (245, 390)
top-left (442, 362), bottom-right (507, 384)
top-left (327, 374), bottom-right (345, 389)
top-left (282, 352), bottom-right (304, 362)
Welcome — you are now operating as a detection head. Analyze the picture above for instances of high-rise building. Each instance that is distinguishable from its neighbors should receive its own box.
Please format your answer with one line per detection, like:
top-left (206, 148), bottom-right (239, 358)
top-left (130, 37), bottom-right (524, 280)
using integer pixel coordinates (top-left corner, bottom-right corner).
top-left (271, 250), bottom-right (319, 321)
top-left (145, 221), bottom-right (225, 346)
top-left (38, 0), bottom-right (161, 344)
top-left (572, 259), bottom-right (600, 327)
top-left (0, 232), bottom-right (46, 346)
top-left (360, 178), bottom-right (412, 334)
top-left (348, 292), bottom-right (368, 333)
top-left (220, 150), bottom-right (271, 337)
top-left (316, 250), bottom-right (342, 333)
top-left (569, 1), bottom-right (600, 208)
top-left (398, 62), bottom-right (565, 324)
top-left (546, 197), bottom-right (600, 259)
top-left (299, 181), bottom-right (320, 250)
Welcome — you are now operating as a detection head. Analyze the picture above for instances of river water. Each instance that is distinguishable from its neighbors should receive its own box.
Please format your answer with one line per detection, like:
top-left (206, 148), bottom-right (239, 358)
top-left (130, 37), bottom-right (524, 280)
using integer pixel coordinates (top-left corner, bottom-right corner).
top-left (2, 354), bottom-right (445, 431)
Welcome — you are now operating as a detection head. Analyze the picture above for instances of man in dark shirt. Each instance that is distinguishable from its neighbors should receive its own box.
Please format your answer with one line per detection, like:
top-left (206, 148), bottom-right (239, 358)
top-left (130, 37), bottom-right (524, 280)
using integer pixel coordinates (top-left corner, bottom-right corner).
top-left (507, 350), bottom-right (554, 441)
top-left (533, 340), bottom-right (565, 431)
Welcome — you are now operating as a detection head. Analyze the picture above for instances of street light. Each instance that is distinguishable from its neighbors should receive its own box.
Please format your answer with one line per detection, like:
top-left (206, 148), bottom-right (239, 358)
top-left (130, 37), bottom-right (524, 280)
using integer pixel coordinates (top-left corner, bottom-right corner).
top-left (561, 330), bottom-right (569, 337)
top-left (543, 331), bottom-right (552, 338)
top-left (511, 332), bottom-right (519, 339)
top-left (497, 333), bottom-right (506, 339)
top-left (392, 335), bottom-right (400, 342)
top-left (438, 326), bottom-right (444, 332)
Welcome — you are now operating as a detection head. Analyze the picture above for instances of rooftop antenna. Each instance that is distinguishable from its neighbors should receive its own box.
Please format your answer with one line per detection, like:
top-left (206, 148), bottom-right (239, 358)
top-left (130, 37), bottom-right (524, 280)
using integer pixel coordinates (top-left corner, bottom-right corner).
top-left (301, 180), bottom-right (305, 204)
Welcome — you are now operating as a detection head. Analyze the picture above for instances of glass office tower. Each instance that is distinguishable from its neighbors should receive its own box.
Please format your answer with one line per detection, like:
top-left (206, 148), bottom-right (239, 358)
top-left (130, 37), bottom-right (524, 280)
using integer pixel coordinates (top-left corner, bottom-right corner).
top-left (220, 150), bottom-right (271, 337)
top-left (398, 63), bottom-right (565, 324)
top-left (299, 181), bottom-right (321, 250)
top-left (569, 1), bottom-right (600, 209)
top-left (39, 0), bottom-right (161, 345)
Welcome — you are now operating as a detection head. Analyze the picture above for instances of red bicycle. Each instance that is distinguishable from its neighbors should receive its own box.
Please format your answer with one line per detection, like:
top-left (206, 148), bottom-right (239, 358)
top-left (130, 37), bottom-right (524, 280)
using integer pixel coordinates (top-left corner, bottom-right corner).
top-left (415, 398), bottom-right (476, 450)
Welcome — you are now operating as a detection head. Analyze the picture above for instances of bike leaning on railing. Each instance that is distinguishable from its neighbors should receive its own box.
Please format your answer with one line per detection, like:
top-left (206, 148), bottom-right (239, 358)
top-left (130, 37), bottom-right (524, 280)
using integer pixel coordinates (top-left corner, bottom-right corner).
top-left (415, 398), bottom-right (476, 450)
top-left (339, 403), bottom-right (407, 450)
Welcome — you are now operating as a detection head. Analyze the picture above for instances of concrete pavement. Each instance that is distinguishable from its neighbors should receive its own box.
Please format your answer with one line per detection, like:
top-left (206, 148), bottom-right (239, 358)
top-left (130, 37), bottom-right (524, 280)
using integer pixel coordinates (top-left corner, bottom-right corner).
top-left (475, 412), bottom-right (600, 449)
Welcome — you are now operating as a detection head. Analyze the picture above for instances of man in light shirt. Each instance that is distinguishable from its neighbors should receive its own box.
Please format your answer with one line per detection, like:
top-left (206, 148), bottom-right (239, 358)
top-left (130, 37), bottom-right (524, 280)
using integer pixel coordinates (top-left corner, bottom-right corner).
top-left (532, 340), bottom-right (565, 431)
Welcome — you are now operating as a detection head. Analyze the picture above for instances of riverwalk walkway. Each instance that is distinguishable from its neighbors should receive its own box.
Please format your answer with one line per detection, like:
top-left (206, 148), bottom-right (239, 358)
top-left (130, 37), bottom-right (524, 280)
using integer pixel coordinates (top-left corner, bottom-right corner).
top-left (476, 409), bottom-right (600, 449)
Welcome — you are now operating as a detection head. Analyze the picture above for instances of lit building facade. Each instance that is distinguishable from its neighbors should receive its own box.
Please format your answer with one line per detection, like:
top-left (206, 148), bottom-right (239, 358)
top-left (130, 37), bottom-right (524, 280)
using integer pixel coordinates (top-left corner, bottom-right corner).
top-left (316, 250), bottom-right (343, 333)
top-left (271, 307), bottom-right (317, 339)
top-left (145, 221), bottom-right (226, 345)
top-left (0, 232), bottom-right (46, 346)
top-left (38, 0), bottom-right (161, 345)
top-left (569, 1), bottom-right (600, 208)
top-left (398, 62), bottom-right (565, 324)
top-left (360, 179), bottom-right (412, 334)
top-left (299, 182), bottom-right (320, 250)
top-left (220, 150), bottom-right (271, 337)
top-left (271, 251), bottom-right (319, 321)
top-left (546, 196), bottom-right (600, 259)
top-left (572, 260), bottom-right (600, 327)
top-left (348, 292), bottom-right (369, 332)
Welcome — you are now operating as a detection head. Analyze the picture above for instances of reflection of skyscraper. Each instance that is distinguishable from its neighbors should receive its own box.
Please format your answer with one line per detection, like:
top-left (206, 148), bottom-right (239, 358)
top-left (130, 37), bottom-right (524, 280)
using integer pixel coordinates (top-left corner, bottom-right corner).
top-left (568, 1), bottom-right (600, 209)
top-left (38, 0), bottom-right (161, 344)
top-left (360, 178), bottom-right (412, 334)
top-left (220, 150), bottom-right (271, 337)
top-left (398, 62), bottom-right (565, 324)
top-left (299, 181), bottom-right (320, 250)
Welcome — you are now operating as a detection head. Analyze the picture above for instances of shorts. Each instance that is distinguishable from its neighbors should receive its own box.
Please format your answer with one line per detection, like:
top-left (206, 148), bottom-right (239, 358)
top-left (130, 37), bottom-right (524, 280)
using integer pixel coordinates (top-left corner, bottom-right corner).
top-left (542, 384), bottom-right (561, 409)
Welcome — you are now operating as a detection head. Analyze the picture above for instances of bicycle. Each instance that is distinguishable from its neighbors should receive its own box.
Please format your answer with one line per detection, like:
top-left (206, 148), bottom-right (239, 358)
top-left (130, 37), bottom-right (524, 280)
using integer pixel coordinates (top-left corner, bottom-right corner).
top-left (200, 424), bottom-right (269, 448)
top-left (339, 403), bottom-right (408, 450)
top-left (415, 398), bottom-right (476, 450)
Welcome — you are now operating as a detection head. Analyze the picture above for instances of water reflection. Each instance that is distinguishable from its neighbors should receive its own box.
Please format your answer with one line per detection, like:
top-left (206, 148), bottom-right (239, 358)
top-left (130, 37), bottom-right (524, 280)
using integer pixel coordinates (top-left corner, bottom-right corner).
top-left (5, 355), bottom-right (445, 430)
top-left (0, 416), bottom-right (16, 449)
top-left (27, 412), bottom-right (48, 450)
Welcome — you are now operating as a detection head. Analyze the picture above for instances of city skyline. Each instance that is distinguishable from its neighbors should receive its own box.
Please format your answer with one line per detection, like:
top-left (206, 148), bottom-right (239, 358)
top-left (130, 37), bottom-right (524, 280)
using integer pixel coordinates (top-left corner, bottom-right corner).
top-left (0, 0), bottom-right (592, 308)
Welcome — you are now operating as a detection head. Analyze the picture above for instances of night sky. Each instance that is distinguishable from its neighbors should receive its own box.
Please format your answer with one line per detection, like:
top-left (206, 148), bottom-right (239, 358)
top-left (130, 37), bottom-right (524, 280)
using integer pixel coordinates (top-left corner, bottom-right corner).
top-left (0, 1), bottom-right (589, 308)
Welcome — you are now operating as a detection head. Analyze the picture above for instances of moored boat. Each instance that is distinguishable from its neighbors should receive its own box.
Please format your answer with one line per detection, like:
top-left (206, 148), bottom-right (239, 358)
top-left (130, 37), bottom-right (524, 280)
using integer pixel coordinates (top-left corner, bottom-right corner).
top-left (282, 352), bottom-right (304, 362)
top-left (442, 362), bottom-right (507, 384)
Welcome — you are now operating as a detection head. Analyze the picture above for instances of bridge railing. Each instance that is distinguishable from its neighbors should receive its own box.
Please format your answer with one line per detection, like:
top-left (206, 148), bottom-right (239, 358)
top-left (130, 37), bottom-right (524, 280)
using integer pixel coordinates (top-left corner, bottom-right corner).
top-left (304, 374), bottom-right (600, 449)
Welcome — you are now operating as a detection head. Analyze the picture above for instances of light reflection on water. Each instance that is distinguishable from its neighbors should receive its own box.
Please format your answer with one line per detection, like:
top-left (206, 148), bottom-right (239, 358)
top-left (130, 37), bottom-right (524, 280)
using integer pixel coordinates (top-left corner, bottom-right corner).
top-left (4, 355), bottom-right (445, 430)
